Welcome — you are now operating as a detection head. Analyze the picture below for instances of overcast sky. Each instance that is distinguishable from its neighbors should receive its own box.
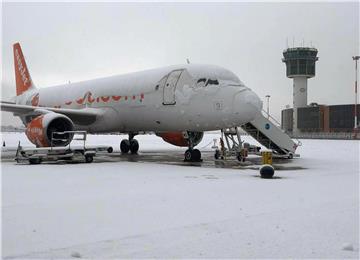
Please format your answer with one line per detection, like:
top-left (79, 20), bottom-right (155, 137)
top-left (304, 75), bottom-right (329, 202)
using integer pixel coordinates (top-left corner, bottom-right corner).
top-left (1, 1), bottom-right (359, 126)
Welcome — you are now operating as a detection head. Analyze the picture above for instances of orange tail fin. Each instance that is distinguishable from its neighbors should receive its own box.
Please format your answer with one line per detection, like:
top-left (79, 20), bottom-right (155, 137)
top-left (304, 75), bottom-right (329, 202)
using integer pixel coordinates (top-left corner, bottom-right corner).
top-left (13, 43), bottom-right (35, 96)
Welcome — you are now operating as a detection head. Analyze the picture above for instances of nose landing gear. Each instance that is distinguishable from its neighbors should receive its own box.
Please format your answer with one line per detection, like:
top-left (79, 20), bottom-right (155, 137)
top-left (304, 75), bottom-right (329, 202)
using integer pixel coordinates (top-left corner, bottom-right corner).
top-left (182, 131), bottom-right (203, 162)
top-left (120, 133), bottom-right (139, 154)
top-left (184, 148), bottom-right (201, 162)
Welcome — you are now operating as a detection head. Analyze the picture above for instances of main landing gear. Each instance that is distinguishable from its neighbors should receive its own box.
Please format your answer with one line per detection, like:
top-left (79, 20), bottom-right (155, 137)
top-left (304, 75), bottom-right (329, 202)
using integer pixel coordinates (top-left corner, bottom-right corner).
top-left (120, 133), bottom-right (139, 154)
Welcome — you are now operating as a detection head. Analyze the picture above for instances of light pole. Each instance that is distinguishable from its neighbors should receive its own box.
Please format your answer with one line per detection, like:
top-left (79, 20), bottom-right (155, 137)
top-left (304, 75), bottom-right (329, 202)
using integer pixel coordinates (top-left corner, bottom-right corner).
top-left (265, 95), bottom-right (270, 119)
top-left (352, 56), bottom-right (359, 131)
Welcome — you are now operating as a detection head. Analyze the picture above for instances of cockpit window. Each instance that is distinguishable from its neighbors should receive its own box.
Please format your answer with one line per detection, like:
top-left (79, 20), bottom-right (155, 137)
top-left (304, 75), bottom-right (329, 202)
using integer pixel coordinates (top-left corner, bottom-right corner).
top-left (206, 79), bottom-right (219, 86)
top-left (197, 78), bottom-right (206, 84)
top-left (197, 78), bottom-right (219, 87)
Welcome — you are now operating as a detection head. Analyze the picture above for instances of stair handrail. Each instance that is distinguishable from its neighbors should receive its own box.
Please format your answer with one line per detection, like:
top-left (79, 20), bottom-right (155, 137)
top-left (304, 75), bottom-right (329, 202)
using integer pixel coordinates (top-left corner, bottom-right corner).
top-left (260, 109), bottom-right (302, 147)
top-left (261, 109), bottom-right (282, 127)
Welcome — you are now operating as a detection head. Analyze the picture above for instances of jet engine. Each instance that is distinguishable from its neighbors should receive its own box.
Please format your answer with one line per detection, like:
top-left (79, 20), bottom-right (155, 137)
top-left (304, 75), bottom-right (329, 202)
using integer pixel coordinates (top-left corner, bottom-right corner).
top-left (25, 113), bottom-right (74, 147)
top-left (156, 131), bottom-right (204, 147)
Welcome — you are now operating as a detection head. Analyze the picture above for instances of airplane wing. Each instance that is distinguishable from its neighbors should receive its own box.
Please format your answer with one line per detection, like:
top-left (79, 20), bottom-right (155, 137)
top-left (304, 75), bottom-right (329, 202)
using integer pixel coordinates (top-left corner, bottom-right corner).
top-left (0, 102), bottom-right (101, 125)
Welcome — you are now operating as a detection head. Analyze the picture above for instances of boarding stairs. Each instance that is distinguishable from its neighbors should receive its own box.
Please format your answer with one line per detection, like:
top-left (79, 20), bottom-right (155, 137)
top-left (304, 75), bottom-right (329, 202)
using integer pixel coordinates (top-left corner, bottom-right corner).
top-left (241, 111), bottom-right (301, 157)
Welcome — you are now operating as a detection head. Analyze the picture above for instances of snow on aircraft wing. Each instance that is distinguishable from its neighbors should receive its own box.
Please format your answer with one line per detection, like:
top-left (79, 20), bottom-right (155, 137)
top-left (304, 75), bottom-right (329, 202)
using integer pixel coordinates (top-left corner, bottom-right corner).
top-left (0, 102), bottom-right (101, 125)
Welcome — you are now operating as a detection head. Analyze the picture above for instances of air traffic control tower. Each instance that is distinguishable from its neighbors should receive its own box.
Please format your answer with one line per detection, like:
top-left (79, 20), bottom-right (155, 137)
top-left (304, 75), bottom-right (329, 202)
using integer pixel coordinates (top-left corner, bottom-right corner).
top-left (282, 47), bottom-right (318, 135)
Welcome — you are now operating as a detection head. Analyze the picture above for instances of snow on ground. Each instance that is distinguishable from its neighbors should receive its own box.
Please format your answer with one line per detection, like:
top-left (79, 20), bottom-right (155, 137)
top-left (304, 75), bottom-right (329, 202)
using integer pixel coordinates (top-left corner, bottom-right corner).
top-left (1, 132), bottom-right (359, 258)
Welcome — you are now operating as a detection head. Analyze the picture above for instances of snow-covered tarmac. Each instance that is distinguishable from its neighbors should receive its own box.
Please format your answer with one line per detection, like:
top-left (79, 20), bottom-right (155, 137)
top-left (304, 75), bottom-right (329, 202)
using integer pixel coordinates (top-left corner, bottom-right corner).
top-left (1, 132), bottom-right (359, 258)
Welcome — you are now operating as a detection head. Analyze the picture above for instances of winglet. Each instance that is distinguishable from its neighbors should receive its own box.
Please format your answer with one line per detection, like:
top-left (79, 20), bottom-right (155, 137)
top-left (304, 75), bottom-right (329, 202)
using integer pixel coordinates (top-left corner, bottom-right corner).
top-left (13, 43), bottom-right (35, 96)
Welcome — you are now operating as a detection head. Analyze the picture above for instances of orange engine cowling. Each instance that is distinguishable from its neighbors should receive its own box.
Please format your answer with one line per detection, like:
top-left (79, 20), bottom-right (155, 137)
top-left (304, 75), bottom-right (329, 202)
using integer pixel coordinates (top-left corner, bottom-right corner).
top-left (25, 113), bottom-right (74, 147)
top-left (156, 131), bottom-right (204, 147)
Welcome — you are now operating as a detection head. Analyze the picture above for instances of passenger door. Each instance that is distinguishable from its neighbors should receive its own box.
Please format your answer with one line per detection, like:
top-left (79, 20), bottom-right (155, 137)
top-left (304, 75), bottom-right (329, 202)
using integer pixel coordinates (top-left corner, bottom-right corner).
top-left (163, 70), bottom-right (183, 105)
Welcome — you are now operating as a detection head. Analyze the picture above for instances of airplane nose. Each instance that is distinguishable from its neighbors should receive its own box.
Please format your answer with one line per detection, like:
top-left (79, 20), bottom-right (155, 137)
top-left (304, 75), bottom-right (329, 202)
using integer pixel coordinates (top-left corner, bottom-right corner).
top-left (232, 89), bottom-right (263, 122)
top-left (245, 90), bottom-right (262, 112)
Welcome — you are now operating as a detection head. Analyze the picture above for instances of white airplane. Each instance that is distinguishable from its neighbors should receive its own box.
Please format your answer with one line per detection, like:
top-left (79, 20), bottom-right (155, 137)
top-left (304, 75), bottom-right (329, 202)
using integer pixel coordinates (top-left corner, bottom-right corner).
top-left (1, 43), bottom-right (262, 161)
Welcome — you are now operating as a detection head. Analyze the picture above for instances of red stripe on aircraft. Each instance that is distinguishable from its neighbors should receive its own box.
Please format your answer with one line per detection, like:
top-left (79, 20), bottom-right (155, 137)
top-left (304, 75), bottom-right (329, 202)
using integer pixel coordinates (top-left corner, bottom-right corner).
top-left (76, 98), bottom-right (84, 104)
top-left (88, 94), bottom-right (95, 103)
top-left (112, 96), bottom-right (121, 101)
top-left (101, 96), bottom-right (110, 102)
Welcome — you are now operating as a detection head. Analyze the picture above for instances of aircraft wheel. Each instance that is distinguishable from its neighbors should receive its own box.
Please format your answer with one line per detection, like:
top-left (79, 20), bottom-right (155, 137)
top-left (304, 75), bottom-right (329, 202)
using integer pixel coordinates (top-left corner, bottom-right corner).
top-left (120, 139), bottom-right (130, 153)
top-left (184, 149), bottom-right (201, 162)
top-left (129, 139), bottom-right (139, 154)
top-left (192, 149), bottom-right (201, 161)
top-left (29, 158), bottom-right (41, 164)
top-left (85, 154), bottom-right (94, 163)
top-left (184, 149), bottom-right (193, 161)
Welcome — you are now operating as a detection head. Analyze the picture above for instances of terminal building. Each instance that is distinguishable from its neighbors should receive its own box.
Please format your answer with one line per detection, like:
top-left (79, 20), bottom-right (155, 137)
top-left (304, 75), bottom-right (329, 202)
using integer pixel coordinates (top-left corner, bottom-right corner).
top-left (281, 104), bottom-right (360, 133)
top-left (281, 46), bottom-right (359, 137)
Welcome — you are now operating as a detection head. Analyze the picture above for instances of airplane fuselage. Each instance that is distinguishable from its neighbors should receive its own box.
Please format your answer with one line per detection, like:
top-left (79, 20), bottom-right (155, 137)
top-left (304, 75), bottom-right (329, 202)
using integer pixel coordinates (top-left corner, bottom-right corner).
top-left (17, 64), bottom-right (262, 133)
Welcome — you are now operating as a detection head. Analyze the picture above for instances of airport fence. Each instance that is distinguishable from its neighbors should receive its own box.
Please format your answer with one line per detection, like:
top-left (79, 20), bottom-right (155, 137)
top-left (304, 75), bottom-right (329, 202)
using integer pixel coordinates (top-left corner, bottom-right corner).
top-left (292, 132), bottom-right (360, 140)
